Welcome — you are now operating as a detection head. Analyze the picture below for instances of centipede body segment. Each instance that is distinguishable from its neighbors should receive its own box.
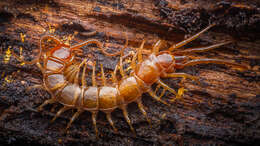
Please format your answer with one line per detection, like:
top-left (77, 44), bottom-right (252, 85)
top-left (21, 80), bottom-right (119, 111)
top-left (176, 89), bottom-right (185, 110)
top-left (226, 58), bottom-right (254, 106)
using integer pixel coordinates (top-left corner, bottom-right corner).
top-left (12, 24), bottom-right (248, 137)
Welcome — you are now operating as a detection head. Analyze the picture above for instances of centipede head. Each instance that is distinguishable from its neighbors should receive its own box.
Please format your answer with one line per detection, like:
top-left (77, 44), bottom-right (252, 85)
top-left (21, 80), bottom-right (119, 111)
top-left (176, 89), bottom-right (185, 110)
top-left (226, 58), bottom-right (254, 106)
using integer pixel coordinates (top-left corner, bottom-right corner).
top-left (156, 51), bottom-right (176, 73)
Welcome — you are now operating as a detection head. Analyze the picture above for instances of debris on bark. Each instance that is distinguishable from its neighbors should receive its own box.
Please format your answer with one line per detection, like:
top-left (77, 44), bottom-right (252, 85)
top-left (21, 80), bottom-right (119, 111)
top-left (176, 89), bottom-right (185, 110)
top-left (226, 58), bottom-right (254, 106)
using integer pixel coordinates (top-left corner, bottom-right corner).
top-left (0, 0), bottom-right (259, 145)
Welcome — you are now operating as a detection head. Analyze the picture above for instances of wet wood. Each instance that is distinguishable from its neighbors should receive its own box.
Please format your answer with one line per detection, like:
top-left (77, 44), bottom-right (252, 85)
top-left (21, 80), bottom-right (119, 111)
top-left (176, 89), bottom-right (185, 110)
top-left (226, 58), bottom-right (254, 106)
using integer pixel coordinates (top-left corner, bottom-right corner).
top-left (0, 0), bottom-right (259, 145)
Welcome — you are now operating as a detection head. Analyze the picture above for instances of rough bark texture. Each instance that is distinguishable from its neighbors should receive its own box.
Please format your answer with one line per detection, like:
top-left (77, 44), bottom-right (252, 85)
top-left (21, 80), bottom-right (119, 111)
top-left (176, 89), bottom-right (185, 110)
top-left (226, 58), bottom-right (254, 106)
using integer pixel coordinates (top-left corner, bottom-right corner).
top-left (0, 0), bottom-right (259, 145)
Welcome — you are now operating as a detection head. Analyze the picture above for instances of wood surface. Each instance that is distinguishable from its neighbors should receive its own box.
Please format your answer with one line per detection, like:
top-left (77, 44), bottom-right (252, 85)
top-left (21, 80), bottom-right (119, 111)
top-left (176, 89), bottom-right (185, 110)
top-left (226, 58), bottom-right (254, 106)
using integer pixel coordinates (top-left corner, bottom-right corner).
top-left (0, 0), bottom-right (259, 145)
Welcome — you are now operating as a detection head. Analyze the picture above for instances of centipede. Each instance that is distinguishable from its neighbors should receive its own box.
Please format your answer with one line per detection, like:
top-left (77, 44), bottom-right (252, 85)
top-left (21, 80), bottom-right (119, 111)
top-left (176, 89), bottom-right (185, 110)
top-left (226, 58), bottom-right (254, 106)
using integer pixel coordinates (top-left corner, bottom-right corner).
top-left (12, 24), bottom-right (248, 137)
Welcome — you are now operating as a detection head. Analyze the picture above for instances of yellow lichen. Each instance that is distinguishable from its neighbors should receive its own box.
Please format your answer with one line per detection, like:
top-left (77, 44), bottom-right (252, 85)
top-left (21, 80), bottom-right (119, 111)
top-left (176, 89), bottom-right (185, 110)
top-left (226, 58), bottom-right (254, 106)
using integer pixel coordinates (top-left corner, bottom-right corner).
top-left (4, 75), bottom-right (13, 83)
top-left (4, 46), bottom-right (12, 64)
top-left (20, 33), bottom-right (26, 43)
top-left (18, 47), bottom-right (25, 66)
top-left (48, 23), bottom-right (56, 34)
top-left (1, 72), bottom-right (5, 78)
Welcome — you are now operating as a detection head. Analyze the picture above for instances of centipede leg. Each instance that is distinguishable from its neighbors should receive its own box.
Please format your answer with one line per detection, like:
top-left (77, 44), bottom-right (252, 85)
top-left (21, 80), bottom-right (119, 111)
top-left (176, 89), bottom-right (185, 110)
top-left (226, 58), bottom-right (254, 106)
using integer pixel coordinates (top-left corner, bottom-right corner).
top-left (66, 110), bottom-right (82, 130)
top-left (148, 90), bottom-right (169, 106)
top-left (37, 98), bottom-right (56, 111)
top-left (119, 53), bottom-right (126, 77)
top-left (154, 84), bottom-right (167, 98)
top-left (158, 88), bottom-right (166, 98)
top-left (111, 65), bottom-right (118, 83)
top-left (74, 59), bottom-right (87, 85)
top-left (105, 112), bottom-right (118, 133)
top-left (162, 73), bottom-right (200, 84)
top-left (130, 53), bottom-right (137, 71)
top-left (65, 64), bottom-right (80, 83)
top-left (136, 99), bottom-right (151, 126)
top-left (91, 111), bottom-right (99, 137)
top-left (152, 40), bottom-right (163, 54)
top-left (70, 59), bottom-right (87, 105)
top-left (81, 63), bottom-right (88, 105)
top-left (120, 105), bottom-right (136, 135)
top-left (138, 40), bottom-right (145, 62)
top-left (81, 63), bottom-right (87, 87)
top-left (157, 80), bottom-right (177, 95)
top-left (51, 106), bottom-right (70, 123)
top-left (169, 24), bottom-right (215, 51)
top-left (92, 62), bottom-right (97, 86)
top-left (100, 64), bottom-right (107, 86)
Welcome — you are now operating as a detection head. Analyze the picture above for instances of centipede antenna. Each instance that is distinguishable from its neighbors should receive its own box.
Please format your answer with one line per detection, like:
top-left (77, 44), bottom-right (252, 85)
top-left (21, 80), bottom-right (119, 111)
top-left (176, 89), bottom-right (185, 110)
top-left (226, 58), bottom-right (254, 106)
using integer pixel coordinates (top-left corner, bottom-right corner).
top-left (148, 90), bottom-right (170, 106)
top-left (121, 105), bottom-right (136, 136)
top-left (51, 106), bottom-right (70, 123)
top-left (175, 58), bottom-right (249, 70)
top-left (138, 40), bottom-right (145, 62)
top-left (37, 98), bottom-right (56, 111)
top-left (169, 24), bottom-right (216, 51)
top-left (172, 41), bottom-right (233, 55)
top-left (91, 111), bottom-right (99, 137)
top-left (100, 64), bottom-right (107, 86)
top-left (106, 112), bottom-right (118, 133)
top-left (136, 99), bottom-right (151, 126)
top-left (152, 40), bottom-right (163, 55)
top-left (157, 80), bottom-right (177, 96)
top-left (92, 62), bottom-right (97, 86)
top-left (66, 110), bottom-right (82, 130)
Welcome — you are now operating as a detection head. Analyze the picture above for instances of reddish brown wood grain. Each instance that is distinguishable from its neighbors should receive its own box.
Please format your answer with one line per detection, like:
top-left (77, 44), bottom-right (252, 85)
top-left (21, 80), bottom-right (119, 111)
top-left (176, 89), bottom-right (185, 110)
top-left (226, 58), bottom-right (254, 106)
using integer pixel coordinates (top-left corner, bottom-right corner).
top-left (0, 0), bottom-right (259, 145)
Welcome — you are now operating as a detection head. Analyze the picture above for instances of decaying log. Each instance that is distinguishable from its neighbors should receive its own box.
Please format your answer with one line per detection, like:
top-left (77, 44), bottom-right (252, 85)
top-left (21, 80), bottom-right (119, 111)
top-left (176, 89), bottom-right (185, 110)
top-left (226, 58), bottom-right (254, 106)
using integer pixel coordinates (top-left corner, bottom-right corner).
top-left (0, 0), bottom-right (259, 145)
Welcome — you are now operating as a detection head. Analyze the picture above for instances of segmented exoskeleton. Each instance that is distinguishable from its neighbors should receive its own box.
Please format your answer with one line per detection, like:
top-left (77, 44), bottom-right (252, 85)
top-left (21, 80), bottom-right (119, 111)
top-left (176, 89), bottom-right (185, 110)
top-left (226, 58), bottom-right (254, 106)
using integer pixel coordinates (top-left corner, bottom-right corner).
top-left (12, 24), bottom-right (248, 137)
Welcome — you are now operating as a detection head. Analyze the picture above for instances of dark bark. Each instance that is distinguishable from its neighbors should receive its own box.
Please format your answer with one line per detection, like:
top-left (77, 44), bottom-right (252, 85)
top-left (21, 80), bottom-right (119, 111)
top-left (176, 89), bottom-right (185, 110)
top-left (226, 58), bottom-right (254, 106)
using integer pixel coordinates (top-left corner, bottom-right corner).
top-left (0, 0), bottom-right (259, 145)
